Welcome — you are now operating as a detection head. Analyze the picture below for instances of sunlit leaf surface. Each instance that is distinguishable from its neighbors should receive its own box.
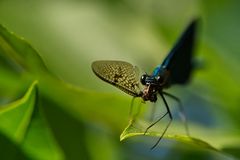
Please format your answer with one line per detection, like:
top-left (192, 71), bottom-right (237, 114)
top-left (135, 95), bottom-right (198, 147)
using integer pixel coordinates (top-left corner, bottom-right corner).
top-left (120, 117), bottom-right (217, 151)
top-left (0, 81), bottom-right (64, 159)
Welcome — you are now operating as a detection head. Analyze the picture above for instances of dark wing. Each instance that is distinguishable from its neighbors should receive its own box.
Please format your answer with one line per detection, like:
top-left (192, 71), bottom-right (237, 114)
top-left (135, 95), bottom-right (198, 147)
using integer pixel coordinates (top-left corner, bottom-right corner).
top-left (92, 60), bottom-right (141, 97)
top-left (161, 19), bottom-right (198, 85)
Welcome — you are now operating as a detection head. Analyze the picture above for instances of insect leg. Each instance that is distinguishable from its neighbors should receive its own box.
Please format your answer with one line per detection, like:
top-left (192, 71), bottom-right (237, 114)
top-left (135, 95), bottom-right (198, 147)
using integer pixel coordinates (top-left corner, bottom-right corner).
top-left (162, 91), bottom-right (189, 136)
top-left (144, 111), bottom-right (168, 135)
top-left (150, 93), bottom-right (172, 149)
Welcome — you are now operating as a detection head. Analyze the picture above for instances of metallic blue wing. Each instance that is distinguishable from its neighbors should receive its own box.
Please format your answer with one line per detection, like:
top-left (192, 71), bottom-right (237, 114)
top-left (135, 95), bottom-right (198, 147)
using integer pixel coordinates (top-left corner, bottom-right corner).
top-left (161, 19), bottom-right (198, 85)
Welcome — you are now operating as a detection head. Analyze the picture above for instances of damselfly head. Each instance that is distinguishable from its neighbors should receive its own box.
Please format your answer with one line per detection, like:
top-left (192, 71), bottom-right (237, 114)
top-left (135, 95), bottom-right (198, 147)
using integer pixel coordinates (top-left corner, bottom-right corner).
top-left (140, 72), bottom-right (165, 87)
top-left (141, 84), bottom-right (158, 102)
top-left (140, 74), bottom-right (147, 85)
top-left (139, 72), bottom-right (160, 102)
top-left (156, 75), bottom-right (164, 85)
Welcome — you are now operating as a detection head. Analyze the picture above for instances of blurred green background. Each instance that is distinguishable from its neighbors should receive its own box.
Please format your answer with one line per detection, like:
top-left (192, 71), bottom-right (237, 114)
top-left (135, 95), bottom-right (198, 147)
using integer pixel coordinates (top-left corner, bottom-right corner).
top-left (0, 0), bottom-right (240, 159)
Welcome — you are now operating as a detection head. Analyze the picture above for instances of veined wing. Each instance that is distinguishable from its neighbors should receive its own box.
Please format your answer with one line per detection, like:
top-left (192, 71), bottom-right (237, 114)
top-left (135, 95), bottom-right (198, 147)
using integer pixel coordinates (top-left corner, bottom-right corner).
top-left (92, 60), bottom-right (141, 97)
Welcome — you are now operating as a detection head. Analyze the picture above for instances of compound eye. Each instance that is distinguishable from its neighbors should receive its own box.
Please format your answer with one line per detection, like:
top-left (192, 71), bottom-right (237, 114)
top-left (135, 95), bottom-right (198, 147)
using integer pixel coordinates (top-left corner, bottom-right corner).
top-left (140, 74), bottom-right (147, 85)
top-left (156, 76), bottom-right (164, 84)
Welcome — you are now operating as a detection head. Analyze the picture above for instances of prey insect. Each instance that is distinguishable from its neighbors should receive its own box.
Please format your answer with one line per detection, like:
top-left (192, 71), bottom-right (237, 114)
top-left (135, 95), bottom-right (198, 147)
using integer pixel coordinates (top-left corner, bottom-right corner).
top-left (91, 19), bottom-right (198, 149)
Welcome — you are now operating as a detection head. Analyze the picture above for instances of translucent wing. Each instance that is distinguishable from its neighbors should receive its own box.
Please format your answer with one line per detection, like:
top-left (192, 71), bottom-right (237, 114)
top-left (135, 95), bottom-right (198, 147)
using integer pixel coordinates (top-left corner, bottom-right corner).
top-left (162, 19), bottom-right (198, 85)
top-left (92, 60), bottom-right (141, 97)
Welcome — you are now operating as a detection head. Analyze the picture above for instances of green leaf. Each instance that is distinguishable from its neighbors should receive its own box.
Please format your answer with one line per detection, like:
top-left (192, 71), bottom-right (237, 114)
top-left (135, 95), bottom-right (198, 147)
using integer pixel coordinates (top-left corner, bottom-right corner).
top-left (41, 96), bottom-right (90, 160)
top-left (0, 24), bottom-right (49, 74)
top-left (120, 117), bottom-right (217, 151)
top-left (0, 81), bottom-right (64, 160)
top-left (0, 80), bottom-right (37, 143)
top-left (21, 101), bottom-right (64, 160)
top-left (0, 22), bottom-right (103, 159)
